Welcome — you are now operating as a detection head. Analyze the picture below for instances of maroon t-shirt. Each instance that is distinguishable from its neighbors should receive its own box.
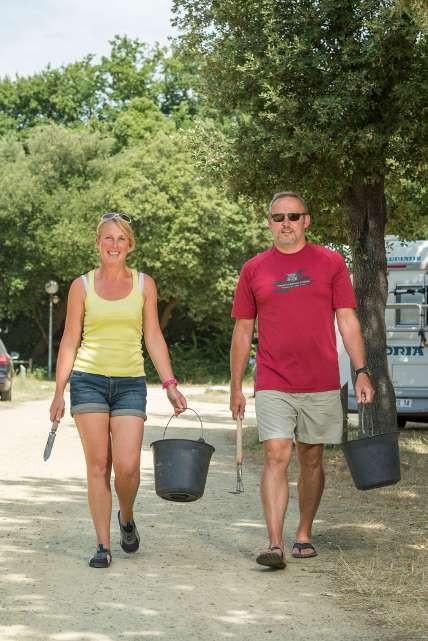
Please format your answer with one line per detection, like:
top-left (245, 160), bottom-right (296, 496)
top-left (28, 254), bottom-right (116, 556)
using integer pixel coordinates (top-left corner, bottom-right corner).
top-left (232, 243), bottom-right (356, 393)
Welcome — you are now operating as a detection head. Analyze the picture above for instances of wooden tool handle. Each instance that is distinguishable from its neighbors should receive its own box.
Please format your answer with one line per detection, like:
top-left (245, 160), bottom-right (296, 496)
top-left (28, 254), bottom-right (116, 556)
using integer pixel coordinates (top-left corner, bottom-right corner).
top-left (236, 418), bottom-right (243, 465)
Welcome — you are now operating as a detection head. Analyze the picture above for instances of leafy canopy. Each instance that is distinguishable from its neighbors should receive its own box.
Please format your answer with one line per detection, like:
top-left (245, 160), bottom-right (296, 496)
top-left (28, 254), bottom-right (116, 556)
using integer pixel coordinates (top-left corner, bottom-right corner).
top-left (173, 0), bottom-right (428, 240)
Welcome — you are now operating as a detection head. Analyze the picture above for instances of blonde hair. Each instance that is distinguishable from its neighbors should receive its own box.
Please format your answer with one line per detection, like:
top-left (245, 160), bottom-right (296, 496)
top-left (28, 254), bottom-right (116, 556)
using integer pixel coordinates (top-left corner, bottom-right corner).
top-left (96, 216), bottom-right (135, 252)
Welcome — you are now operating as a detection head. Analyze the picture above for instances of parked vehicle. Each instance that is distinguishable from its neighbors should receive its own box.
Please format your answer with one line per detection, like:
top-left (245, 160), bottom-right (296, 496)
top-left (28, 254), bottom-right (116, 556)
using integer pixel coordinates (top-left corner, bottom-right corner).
top-left (0, 339), bottom-right (14, 401)
top-left (339, 237), bottom-right (428, 428)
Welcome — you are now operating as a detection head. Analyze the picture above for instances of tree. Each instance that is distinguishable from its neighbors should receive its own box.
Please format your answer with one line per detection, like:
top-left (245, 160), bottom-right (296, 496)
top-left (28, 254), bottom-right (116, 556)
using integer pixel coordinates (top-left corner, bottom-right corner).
top-left (385, 161), bottom-right (428, 238)
top-left (110, 96), bottom-right (175, 150)
top-left (1, 37), bottom-right (266, 373)
top-left (173, 0), bottom-right (428, 431)
top-left (0, 116), bottom-right (265, 364)
top-left (0, 57), bottom-right (104, 128)
top-left (0, 124), bottom-right (114, 359)
top-left (87, 123), bottom-right (266, 333)
top-left (0, 37), bottom-right (201, 133)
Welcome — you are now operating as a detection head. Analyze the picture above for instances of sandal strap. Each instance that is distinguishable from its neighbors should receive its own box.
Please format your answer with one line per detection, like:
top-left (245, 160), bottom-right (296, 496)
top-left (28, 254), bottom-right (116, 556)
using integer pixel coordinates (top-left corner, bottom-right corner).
top-left (293, 542), bottom-right (315, 551)
top-left (269, 545), bottom-right (284, 555)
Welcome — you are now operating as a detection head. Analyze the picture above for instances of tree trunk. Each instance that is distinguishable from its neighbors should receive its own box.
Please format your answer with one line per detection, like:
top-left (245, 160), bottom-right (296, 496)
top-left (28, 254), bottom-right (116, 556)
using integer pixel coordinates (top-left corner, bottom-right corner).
top-left (31, 301), bottom-right (67, 364)
top-left (344, 178), bottom-right (397, 433)
top-left (159, 298), bottom-right (180, 331)
top-left (31, 313), bottom-right (48, 362)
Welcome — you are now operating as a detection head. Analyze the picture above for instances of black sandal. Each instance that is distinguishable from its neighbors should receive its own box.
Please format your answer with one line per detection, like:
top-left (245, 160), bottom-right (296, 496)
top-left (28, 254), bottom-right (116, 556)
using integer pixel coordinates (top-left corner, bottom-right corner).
top-left (89, 544), bottom-right (112, 568)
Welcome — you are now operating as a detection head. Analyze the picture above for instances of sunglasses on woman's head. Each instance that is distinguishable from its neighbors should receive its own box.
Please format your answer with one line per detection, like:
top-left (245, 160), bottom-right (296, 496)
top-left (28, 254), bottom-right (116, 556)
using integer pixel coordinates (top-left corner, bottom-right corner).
top-left (101, 212), bottom-right (132, 223)
top-left (270, 212), bottom-right (306, 222)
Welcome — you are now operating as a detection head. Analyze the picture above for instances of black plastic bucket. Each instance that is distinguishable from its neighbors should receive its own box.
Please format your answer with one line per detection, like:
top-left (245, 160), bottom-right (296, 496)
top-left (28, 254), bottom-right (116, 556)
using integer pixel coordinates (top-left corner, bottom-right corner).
top-left (150, 408), bottom-right (215, 502)
top-left (342, 431), bottom-right (401, 491)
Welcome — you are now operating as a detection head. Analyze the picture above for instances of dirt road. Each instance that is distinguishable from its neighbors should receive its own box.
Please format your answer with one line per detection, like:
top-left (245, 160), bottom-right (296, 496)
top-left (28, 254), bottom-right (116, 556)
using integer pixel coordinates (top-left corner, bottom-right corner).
top-left (0, 386), bottom-right (387, 641)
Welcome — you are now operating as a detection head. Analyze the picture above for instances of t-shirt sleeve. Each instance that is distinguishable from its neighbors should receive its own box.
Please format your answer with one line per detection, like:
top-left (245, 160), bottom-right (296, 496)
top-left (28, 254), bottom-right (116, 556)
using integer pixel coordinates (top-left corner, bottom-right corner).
top-left (231, 263), bottom-right (257, 319)
top-left (332, 255), bottom-right (357, 309)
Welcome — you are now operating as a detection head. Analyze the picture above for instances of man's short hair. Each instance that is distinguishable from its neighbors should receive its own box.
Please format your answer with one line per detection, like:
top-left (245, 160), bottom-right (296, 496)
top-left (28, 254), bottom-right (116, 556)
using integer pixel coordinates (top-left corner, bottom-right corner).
top-left (269, 191), bottom-right (309, 215)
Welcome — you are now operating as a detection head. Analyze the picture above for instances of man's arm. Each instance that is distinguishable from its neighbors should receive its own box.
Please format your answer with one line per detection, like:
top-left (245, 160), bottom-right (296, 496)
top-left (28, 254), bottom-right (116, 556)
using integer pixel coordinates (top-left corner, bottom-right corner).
top-left (230, 318), bottom-right (255, 419)
top-left (336, 307), bottom-right (375, 404)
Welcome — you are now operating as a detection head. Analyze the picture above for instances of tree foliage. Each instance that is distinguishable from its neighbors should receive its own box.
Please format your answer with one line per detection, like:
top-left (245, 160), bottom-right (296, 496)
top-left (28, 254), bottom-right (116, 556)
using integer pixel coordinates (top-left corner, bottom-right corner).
top-left (174, 0), bottom-right (427, 227)
top-left (0, 117), bottom-right (265, 361)
top-left (0, 36), bottom-right (200, 132)
top-left (0, 38), bottom-right (223, 364)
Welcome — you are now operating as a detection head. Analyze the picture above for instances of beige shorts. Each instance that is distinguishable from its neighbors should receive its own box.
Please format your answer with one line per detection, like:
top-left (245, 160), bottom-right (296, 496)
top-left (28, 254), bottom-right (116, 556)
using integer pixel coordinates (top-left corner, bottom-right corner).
top-left (255, 390), bottom-right (343, 444)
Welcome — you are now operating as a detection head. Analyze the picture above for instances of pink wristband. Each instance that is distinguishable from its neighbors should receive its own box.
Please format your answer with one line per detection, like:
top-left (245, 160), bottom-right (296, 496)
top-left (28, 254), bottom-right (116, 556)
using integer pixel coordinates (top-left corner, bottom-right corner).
top-left (162, 377), bottom-right (178, 389)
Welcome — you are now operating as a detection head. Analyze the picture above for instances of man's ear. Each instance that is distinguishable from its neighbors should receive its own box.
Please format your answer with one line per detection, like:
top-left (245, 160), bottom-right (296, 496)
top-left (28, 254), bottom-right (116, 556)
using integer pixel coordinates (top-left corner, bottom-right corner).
top-left (304, 215), bottom-right (311, 229)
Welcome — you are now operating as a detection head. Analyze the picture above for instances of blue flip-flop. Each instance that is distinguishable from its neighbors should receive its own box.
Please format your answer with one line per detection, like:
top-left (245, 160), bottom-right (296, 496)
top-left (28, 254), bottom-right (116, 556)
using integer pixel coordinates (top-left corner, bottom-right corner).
top-left (291, 541), bottom-right (317, 558)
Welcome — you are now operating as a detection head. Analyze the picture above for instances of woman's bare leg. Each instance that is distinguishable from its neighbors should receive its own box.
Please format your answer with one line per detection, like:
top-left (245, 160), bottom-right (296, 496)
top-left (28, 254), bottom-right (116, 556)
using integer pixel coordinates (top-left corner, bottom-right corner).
top-left (110, 415), bottom-right (144, 523)
top-left (75, 412), bottom-right (112, 548)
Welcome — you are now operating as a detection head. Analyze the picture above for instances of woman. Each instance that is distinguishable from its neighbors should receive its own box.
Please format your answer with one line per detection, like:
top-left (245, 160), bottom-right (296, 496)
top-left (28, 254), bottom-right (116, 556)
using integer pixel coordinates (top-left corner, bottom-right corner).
top-left (50, 212), bottom-right (186, 568)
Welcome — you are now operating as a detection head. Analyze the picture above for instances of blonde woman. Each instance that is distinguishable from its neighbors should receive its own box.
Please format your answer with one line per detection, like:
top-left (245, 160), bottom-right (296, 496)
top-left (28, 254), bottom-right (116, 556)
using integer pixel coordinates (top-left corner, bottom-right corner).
top-left (50, 212), bottom-right (186, 568)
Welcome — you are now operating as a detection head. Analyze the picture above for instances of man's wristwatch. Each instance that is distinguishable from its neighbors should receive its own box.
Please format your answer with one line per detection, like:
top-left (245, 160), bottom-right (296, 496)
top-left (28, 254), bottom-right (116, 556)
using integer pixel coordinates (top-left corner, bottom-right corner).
top-left (355, 366), bottom-right (371, 377)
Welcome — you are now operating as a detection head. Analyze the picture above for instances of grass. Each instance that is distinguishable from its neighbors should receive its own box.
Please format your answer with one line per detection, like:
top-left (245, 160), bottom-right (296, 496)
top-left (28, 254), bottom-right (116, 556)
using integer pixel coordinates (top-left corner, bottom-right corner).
top-left (319, 430), bottom-right (427, 637)
top-left (0, 374), bottom-right (56, 409)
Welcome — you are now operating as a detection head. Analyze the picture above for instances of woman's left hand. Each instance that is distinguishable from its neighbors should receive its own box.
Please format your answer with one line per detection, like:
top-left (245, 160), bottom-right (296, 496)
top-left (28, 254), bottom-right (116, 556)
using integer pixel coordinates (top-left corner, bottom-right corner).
top-left (166, 385), bottom-right (187, 415)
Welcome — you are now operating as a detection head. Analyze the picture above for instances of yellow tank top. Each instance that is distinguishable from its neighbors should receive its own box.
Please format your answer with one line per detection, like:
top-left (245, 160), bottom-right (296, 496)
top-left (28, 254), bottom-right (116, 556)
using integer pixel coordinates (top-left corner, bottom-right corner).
top-left (73, 269), bottom-right (145, 377)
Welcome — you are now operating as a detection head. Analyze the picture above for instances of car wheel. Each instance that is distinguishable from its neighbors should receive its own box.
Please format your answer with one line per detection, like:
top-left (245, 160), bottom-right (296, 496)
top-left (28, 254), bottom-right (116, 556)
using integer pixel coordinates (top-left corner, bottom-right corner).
top-left (397, 416), bottom-right (407, 429)
top-left (0, 389), bottom-right (11, 401)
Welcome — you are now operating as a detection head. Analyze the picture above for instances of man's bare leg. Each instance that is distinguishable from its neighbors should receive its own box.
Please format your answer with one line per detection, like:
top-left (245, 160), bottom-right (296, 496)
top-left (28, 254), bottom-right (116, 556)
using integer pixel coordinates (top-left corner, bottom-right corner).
top-left (260, 438), bottom-right (293, 552)
top-left (294, 442), bottom-right (324, 556)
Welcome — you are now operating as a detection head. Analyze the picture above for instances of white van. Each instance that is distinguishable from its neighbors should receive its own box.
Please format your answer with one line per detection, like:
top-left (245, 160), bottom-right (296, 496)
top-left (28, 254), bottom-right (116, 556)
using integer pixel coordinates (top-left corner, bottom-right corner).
top-left (341, 236), bottom-right (428, 428)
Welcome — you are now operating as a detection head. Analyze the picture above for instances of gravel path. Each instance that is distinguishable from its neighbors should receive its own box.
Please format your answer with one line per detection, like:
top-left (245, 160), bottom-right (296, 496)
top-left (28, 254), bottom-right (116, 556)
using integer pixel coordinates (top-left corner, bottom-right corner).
top-left (0, 386), bottom-right (387, 641)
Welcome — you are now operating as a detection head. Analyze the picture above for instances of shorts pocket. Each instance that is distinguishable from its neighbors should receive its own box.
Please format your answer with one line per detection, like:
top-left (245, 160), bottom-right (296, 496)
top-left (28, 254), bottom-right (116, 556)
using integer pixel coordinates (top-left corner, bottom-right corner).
top-left (70, 370), bottom-right (86, 378)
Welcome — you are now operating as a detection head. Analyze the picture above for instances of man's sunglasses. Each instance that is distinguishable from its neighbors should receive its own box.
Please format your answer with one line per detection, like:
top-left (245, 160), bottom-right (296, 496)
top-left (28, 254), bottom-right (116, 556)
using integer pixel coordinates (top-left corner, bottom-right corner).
top-left (101, 212), bottom-right (132, 223)
top-left (270, 213), bottom-right (306, 222)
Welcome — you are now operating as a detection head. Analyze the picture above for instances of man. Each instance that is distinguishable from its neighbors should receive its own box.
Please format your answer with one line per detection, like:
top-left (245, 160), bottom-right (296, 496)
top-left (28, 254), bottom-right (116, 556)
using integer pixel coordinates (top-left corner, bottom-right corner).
top-left (230, 191), bottom-right (374, 569)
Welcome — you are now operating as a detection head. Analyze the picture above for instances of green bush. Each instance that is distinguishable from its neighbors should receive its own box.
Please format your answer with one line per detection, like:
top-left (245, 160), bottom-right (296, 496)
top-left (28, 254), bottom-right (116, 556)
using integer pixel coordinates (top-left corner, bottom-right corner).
top-left (144, 339), bottom-right (229, 384)
top-left (30, 366), bottom-right (48, 380)
top-left (143, 334), bottom-right (254, 384)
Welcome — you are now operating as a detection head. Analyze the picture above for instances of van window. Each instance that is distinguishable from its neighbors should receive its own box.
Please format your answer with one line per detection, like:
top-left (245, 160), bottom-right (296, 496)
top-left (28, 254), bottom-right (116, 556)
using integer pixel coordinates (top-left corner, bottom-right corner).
top-left (394, 285), bottom-right (427, 326)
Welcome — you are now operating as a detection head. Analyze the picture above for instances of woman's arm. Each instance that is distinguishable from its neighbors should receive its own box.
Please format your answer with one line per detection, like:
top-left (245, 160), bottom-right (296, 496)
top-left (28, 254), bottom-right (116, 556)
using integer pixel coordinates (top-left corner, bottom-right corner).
top-left (143, 275), bottom-right (186, 415)
top-left (49, 278), bottom-right (85, 422)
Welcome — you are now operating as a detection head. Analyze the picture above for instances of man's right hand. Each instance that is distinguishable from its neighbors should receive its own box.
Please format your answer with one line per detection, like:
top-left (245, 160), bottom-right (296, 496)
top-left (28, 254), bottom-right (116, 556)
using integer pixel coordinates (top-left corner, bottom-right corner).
top-left (230, 388), bottom-right (246, 420)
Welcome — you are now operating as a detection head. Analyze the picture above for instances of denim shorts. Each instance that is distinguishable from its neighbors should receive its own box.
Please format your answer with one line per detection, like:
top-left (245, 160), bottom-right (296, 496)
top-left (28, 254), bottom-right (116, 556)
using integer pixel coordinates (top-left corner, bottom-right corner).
top-left (70, 371), bottom-right (147, 419)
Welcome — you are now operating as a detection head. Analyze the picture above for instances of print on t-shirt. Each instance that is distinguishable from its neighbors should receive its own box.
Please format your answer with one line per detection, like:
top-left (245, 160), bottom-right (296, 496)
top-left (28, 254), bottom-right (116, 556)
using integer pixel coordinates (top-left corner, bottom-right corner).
top-left (273, 269), bottom-right (312, 293)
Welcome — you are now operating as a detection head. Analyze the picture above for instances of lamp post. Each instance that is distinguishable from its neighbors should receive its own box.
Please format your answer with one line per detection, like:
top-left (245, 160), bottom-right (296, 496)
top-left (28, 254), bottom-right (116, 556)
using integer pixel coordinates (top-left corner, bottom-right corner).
top-left (45, 280), bottom-right (59, 378)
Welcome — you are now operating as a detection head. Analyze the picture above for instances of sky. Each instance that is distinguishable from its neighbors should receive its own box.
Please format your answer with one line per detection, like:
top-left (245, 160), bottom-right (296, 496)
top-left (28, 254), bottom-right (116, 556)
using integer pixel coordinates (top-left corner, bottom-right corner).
top-left (0, 0), bottom-right (176, 78)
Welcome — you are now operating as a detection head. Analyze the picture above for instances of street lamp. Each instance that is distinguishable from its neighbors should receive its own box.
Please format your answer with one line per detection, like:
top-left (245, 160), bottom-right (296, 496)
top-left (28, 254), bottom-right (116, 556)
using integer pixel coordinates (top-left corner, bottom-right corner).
top-left (45, 280), bottom-right (59, 379)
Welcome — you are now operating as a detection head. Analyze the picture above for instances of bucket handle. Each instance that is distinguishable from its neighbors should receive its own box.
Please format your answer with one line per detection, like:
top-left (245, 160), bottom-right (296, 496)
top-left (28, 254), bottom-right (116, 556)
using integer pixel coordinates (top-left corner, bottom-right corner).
top-left (162, 407), bottom-right (205, 440)
top-left (359, 402), bottom-right (375, 437)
